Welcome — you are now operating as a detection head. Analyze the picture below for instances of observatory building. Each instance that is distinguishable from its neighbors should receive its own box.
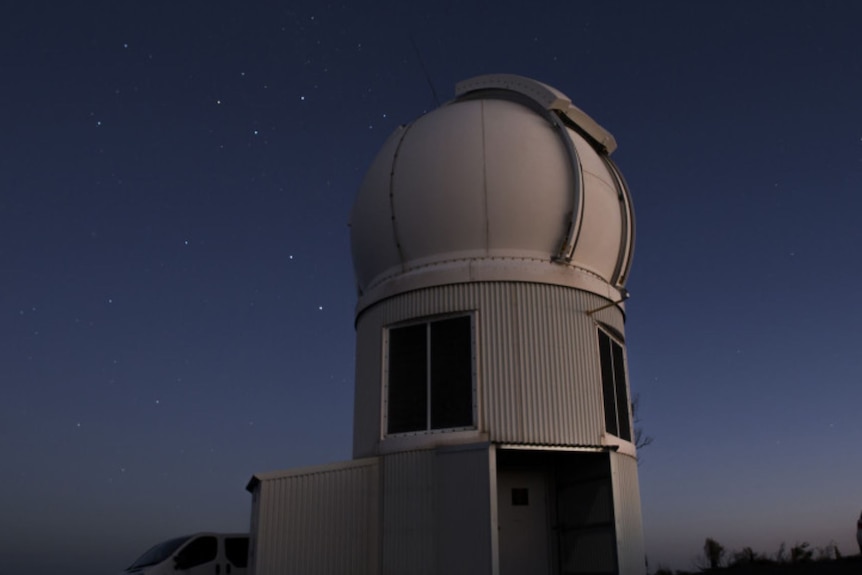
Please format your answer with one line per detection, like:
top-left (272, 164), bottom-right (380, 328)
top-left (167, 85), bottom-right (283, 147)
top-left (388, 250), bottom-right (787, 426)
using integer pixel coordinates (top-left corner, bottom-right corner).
top-left (247, 74), bottom-right (644, 575)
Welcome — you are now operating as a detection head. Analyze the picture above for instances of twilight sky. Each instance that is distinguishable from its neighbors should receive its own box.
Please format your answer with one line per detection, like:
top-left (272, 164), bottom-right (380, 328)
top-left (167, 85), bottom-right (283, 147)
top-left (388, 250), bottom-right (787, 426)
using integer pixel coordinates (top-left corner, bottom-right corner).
top-left (2, 1), bottom-right (861, 573)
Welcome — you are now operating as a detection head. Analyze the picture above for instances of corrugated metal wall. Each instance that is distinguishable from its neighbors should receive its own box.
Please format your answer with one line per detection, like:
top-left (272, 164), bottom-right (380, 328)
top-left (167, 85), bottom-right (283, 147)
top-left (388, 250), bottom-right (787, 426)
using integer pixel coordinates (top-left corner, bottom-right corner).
top-left (353, 282), bottom-right (627, 457)
top-left (381, 450), bottom-right (436, 575)
top-left (248, 487), bottom-right (261, 574)
top-left (353, 312), bottom-right (383, 456)
top-left (249, 458), bottom-right (380, 575)
top-left (610, 451), bottom-right (646, 575)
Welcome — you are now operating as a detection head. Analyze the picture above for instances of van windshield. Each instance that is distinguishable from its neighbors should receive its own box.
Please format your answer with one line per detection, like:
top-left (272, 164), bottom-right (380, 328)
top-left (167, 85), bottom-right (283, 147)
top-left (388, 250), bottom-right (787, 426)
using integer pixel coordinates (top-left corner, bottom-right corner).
top-left (127, 535), bottom-right (193, 569)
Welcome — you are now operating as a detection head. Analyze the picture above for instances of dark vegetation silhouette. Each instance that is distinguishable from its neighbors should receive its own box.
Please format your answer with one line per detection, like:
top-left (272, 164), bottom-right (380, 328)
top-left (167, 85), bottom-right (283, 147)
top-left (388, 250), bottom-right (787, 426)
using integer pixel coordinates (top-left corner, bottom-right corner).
top-left (704, 538), bottom-right (726, 569)
top-left (632, 393), bottom-right (654, 452)
top-left (650, 537), bottom-right (858, 575)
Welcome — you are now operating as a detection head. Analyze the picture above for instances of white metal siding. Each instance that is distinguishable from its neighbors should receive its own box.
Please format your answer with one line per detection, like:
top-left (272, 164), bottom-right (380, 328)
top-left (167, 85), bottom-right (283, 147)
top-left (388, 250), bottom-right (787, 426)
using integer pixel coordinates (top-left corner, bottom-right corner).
top-left (381, 450), bottom-right (436, 575)
top-left (248, 488), bottom-right (261, 575)
top-left (249, 459), bottom-right (380, 575)
top-left (353, 282), bottom-right (627, 456)
top-left (353, 315), bottom-right (383, 458)
top-left (610, 452), bottom-right (646, 575)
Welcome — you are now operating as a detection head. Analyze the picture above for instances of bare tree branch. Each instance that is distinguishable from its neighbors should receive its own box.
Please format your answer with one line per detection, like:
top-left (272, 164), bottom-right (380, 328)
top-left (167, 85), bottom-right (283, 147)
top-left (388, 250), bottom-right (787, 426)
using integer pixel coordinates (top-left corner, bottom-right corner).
top-left (631, 393), bottom-right (654, 451)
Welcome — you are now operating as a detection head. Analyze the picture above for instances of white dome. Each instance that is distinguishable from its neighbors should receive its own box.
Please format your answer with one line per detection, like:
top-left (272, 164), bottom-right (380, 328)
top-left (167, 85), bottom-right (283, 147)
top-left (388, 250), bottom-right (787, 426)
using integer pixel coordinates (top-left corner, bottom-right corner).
top-left (350, 74), bottom-right (634, 312)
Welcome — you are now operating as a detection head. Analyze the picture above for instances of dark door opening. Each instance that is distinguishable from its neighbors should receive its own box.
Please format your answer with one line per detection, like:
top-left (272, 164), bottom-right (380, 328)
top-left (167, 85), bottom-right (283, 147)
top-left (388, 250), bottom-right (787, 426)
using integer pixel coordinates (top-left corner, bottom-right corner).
top-left (496, 450), bottom-right (618, 575)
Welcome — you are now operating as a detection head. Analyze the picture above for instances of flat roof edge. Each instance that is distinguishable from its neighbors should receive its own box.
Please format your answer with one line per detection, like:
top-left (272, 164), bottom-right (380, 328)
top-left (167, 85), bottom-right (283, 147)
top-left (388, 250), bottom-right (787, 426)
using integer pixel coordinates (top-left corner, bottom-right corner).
top-left (246, 456), bottom-right (380, 492)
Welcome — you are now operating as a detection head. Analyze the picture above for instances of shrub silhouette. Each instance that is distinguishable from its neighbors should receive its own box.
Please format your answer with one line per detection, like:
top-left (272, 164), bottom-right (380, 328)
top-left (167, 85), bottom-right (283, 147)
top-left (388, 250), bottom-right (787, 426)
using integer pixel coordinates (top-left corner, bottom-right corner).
top-left (790, 542), bottom-right (813, 563)
top-left (704, 537), bottom-right (725, 569)
top-left (729, 546), bottom-right (761, 566)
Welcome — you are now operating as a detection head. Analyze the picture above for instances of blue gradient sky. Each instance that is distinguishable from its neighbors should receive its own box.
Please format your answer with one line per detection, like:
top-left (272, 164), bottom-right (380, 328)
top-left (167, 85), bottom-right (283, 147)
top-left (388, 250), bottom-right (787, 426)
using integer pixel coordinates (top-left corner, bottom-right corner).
top-left (2, 2), bottom-right (861, 573)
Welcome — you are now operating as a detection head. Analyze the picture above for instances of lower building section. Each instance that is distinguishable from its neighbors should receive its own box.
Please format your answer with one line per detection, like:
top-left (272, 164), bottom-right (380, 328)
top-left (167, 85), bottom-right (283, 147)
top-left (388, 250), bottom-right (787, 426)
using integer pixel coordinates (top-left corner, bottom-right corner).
top-left (495, 448), bottom-right (644, 575)
top-left (247, 458), bottom-right (381, 575)
top-left (247, 445), bottom-right (644, 575)
top-left (610, 451), bottom-right (646, 575)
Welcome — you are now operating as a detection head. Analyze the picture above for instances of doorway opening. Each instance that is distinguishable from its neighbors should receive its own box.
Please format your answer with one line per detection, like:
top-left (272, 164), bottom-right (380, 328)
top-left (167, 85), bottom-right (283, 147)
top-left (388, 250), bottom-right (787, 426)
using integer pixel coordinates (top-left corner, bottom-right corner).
top-left (496, 449), bottom-right (617, 575)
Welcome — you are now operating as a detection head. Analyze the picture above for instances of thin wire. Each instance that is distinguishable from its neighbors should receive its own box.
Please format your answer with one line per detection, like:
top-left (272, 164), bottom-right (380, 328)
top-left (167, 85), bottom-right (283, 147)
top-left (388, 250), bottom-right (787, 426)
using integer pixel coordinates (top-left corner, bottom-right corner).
top-left (408, 34), bottom-right (440, 107)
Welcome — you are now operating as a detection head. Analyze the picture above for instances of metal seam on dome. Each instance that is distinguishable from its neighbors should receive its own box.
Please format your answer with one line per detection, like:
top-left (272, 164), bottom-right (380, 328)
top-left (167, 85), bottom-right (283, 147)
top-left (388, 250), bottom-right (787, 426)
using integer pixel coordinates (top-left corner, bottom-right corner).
top-left (601, 155), bottom-right (635, 287)
top-left (363, 253), bottom-right (611, 293)
top-left (549, 111), bottom-right (585, 265)
top-left (615, 160), bottom-right (636, 285)
top-left (387, 123), bottom-right (415, 272)
top-left (480, 100), bottom-right (490, 255)
top-left (354, 256), bottom-right (626, 320)
top-left (365, 255), bottom-right (555, 292)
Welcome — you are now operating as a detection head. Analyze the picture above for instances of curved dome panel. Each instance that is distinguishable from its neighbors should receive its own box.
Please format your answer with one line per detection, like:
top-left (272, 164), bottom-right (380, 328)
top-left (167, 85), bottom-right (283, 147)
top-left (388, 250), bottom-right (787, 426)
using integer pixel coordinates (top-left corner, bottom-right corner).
top-left (350, 128), bottom-right (405, 289)
top-left (392, 101), bottom-right (487, 265)
top-left (482, 99), bottom-right (573, 256)
top-left (567, 131), bottom-right (624, 280)
top-left (349, 74), bottom-right (634, 311)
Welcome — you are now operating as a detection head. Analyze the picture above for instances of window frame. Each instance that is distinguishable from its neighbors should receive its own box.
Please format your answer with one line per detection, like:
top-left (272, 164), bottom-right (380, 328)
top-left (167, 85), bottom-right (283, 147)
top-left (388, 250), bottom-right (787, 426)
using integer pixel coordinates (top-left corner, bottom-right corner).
top-left (382, 312), bottom-right (477, 437)
top-left (596, 327), bottom-right (632, 443)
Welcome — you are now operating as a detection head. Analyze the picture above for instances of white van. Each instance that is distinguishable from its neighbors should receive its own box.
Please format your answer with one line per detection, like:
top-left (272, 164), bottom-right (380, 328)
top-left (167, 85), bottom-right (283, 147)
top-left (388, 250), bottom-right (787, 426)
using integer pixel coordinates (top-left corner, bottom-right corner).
top-left (123, 532), bottom-right (248, 575)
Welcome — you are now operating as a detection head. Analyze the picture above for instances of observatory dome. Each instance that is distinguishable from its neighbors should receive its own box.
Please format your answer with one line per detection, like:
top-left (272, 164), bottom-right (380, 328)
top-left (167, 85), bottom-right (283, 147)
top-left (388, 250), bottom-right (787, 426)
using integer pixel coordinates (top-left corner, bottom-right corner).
top-left (350, 74), bottom-right (634, 311)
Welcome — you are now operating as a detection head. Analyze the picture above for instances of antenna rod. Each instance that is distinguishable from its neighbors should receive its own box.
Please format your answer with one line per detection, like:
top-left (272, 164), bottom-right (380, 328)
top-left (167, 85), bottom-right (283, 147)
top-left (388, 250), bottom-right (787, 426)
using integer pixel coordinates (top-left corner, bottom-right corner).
top-left (409, 34), bottom-right (440, 107)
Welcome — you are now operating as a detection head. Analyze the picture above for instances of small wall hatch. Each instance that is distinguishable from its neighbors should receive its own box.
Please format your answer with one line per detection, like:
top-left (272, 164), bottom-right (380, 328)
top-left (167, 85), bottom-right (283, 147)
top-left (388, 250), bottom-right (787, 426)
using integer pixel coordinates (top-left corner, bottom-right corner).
top-left (511, 488), bottom-right (529, 506)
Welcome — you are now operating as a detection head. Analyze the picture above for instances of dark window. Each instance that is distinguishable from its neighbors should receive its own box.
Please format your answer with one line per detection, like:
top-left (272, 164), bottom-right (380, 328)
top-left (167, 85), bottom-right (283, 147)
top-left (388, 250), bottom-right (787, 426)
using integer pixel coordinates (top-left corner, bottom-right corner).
top-left (128, 536), bottom-right (193, 569)
top-left (430, 316), bottom-right (473, 429)
top-left (387, 324), bottom-right (428, 433)
top-left (225, 537), bottom-right (249, 568)
top-left (611, 342), bottom-right (631, 441)
top-left (598, 332), bottom-right (618, 436)
top-left (597, 330), bottom-right (632, 442)
top-left (387, 315), bottom-right (474, 434)
top-left (175, 536), bottom-right (217, 569)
